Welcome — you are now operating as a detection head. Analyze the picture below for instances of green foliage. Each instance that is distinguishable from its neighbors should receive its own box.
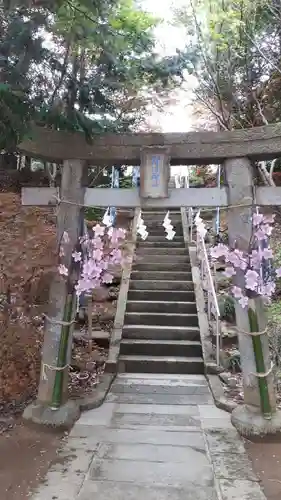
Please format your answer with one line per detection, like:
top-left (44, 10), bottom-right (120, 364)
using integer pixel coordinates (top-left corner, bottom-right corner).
top-left (0, 6), bottom-right (48, 148)
top-left (119, 175), bottom-right (132, 188)
top-left (268, 300), bottom-right (281, 324)
top-left (84, 206), bottom-right (104, 221)
top-left (273, 244), bottom-right (281, 270)
top-left (218, 294), bottom-right (236, 323)
top-left (0, 84), bottom-right (33, 150)
top-left (0, 0), bottom-right (186, 150)
top-left (266, 301), bottom-right (281, 387)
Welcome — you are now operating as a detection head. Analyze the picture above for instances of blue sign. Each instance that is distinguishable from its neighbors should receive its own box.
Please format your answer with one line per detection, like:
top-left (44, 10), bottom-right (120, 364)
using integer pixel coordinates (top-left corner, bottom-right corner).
top-left (151, 155), bottom-right (161, 187)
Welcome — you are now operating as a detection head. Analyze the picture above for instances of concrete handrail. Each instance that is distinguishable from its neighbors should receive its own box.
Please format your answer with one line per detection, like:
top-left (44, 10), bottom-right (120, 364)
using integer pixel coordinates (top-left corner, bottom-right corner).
top-left (180, 174), bottom-right (221, 366)
top-left (106, 206), bottom-right (140, 373)
top-left (195, 216), bottom-right (221, 365)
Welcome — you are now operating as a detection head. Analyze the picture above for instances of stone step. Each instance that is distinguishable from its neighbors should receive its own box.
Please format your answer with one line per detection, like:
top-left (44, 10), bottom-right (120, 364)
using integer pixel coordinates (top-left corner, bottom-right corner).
top-left (143, 223), bottom-right (183, 232)
top-left (124, 312), bottom-right (199, 327)
top-left (141, 208), bottom-right (181, 214)
top-left (135, 253), bottom-right (190, 262)
top-left (141, 207), bottom-right (181, 215)
top-left (136, 247), bottom-right (187, 255)
top-left (142, 215), bottom-right (182, 222)
top-left (142, 228), bottom-right (184, 236)
top-left (145, 232), bottom-right (184, 239)
top-left (116, 203), bottom-right (203, 378)
top-left (132, 263), bottom-right (191, 272)
top-left (142, 212), bottom-right (182, 222)
top-left (143, 217), bottom-right (182, 229)
top-left (122, 325), bottom-right (201, 342)
top-left (139, 236), bottom-right (184, 243)
top-left (120, 339), bottom-right (202, 357)
top-left (130, 270), bottom-right (192, 281)
top-left (143, 220), bottom-right (183, 227)
top-left (126, 300), bottom-right (197, 314)
top-left (142, 209), bottom-right (180, 213)
top-left (122, 324), bottom-right (200, 341)
top-left (127, 289), bottom-right (195, 302)
top-left (137, 241), bottom-right (185, 248)
top-left (118, 355), bottom-right (204, 374)
top-left (129, 280), bottom-right (194, 291)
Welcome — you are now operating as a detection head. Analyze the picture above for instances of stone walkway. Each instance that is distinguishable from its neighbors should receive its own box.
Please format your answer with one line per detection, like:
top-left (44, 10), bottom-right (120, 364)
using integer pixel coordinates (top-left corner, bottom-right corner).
top-left (31, 374), bottom-right (266, 500)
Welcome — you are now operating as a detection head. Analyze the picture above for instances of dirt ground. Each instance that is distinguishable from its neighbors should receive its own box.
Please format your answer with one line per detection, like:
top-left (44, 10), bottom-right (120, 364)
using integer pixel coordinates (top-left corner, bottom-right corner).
top-left (221, 372), bottom-right (281, 500)
top-left (246, 438), bottom-right (281, 500)
top-left (0, 420), bottom-right (64, 499)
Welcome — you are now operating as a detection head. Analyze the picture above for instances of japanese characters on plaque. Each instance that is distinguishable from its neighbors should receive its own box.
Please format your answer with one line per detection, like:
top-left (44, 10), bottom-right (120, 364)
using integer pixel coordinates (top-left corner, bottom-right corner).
top-left (151, 155), bottom-right (161, 188)
top-left (140, 148), bottom-right (169, 199)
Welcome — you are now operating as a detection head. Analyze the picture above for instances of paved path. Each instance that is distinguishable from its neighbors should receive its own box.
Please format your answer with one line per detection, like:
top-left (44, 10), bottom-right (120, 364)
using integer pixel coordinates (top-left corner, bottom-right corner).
top-left (31, 374), bottom-right (266, 500)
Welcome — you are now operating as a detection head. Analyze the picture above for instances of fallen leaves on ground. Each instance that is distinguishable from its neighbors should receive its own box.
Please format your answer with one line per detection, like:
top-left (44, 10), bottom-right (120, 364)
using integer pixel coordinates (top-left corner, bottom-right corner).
top-left (0, 193), bottom-right (123, 419)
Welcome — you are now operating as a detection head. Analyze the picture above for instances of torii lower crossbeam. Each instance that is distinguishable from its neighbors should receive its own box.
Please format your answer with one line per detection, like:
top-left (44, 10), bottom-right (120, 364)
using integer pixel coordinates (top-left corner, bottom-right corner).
top-left (21, 186), bottom-right (281, 208)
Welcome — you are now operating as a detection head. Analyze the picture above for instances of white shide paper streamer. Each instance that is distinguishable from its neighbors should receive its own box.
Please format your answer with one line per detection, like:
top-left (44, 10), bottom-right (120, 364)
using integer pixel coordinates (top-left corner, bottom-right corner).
top-left (162, 211), bottom-right (176, 240)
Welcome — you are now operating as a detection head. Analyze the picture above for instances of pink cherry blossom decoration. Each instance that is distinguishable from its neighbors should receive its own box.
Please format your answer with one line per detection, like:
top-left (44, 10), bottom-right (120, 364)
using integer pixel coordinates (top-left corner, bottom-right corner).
top-left (245, 270), bottom-right (259, 291)
top-left (210, 243), bottom-right (229, 259)
top-left (224, 266), bottom-right (236, 278)
top-left (232, 286), bottom-right (243, 299)
top-left (58, 222), bottom-right (130, 297)
top-left (253, 213), bottom-right (264, 226)
top-left (72, 251), bottom-right (82, 262)
top-left (93, 224), bottom-right (105, 237)
top-left (261, 248), bottom-right (273, 260)
top-left (239, 296), bottom-right (248, 308)
top-left (208, 210), bottom-right (278, 306)
top-left (58, 264), bottom-right (68, 276)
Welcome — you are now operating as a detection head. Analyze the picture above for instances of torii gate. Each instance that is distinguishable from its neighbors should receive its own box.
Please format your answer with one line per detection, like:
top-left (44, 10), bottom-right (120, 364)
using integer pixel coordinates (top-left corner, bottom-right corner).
top-left (19, 123), bottom-right (281, 432)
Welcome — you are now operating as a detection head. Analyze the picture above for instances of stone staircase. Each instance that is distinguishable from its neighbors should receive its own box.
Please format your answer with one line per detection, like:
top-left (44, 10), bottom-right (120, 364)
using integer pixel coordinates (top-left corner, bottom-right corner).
top-left (118, 208), bottom-right (204, 374)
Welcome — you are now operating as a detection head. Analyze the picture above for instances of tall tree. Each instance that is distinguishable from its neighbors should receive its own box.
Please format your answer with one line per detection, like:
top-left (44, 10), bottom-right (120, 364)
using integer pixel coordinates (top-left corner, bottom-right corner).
top-left (174, 0), bottom-right (281, 131)
top-left (0, 0), bottom-right (187, 150)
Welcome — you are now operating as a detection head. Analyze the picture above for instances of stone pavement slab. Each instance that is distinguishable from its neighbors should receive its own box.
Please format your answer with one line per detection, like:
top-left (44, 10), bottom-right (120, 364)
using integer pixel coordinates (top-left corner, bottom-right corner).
top-left (89, 457), bottom-right (213, 487)
top-left (110, 410), bottom-right (201, 429)
top-left (69, 426), bottom-right (205, 446)
top-left (76, 481), bottom-right (218, 500)
top-left (113, 402), bottom-right (200, 414)
top-left (76, 403), bottom-right (116, 426)
top-left (106, 391), bottom-right (213, 405)
top-left (199, 404), bottom-right (234, 429)
top-left (95, 441), bottom-right (205, 462)
top-left (30, 374), bottom-right (267, 500)
top-left (116, 373), bottom-right (208, 379)
top-left (112, 382), bottom-right (209, 394)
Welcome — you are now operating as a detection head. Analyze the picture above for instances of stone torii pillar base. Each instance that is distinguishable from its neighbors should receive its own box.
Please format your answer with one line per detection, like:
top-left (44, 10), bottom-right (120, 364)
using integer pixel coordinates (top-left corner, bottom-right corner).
top-left (231, 405), bottom-right (281, 437)
top-left (23, 400), bottom-right (80, 430)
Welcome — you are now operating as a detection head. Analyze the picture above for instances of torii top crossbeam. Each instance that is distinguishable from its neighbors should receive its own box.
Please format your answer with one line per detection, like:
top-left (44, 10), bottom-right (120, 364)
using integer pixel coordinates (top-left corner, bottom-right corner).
top-left (18, 123), bottom-right (281, 165)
